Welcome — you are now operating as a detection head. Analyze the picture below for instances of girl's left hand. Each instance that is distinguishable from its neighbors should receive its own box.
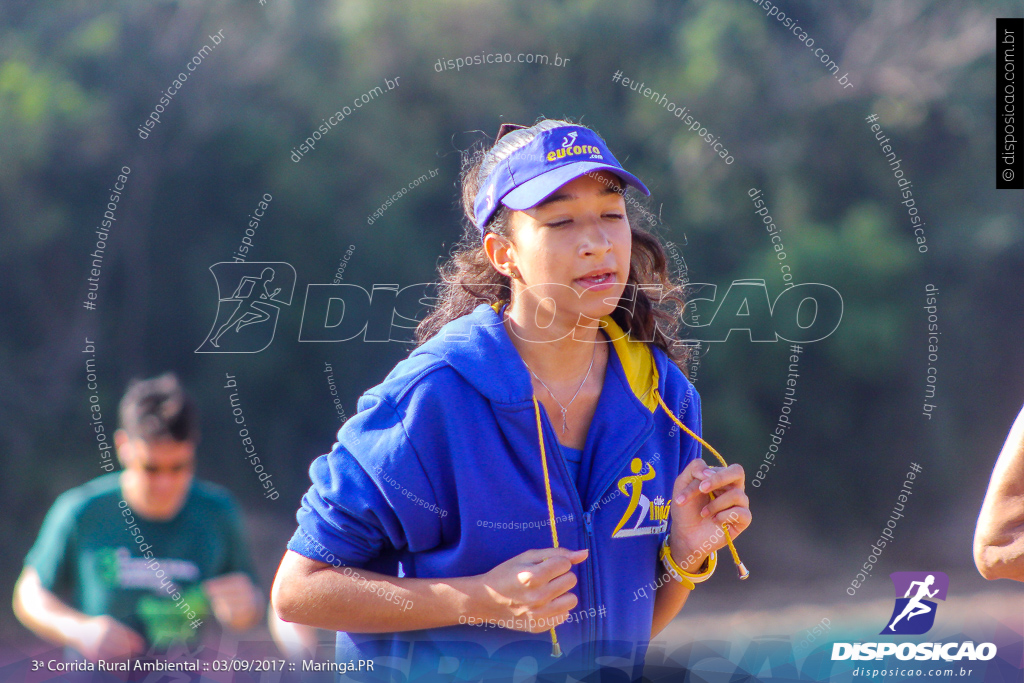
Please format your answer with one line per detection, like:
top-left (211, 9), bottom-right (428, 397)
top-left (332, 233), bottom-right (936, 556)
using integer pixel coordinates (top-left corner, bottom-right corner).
top-left (668, 458), bottom-right (751, 572)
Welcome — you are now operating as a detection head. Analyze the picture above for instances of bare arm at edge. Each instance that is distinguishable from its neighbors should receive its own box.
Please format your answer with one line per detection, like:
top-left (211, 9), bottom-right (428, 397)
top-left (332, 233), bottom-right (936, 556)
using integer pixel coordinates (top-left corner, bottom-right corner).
top-left (974, 404), bottom-right (1024, 582)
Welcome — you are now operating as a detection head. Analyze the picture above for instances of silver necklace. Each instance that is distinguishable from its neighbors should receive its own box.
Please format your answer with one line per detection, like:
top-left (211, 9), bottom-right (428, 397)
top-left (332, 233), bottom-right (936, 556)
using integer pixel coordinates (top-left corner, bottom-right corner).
top-left (503, 307), bottom-right (597, 434)
top-left (524, 342), bottom-right (597, 436)
top-left (528, 350), bottom-right (593, 436)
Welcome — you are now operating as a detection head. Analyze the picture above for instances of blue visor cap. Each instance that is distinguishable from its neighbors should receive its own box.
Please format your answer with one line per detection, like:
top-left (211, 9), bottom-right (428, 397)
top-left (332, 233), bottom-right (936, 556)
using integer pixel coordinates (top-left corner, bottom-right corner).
top-left (473, 126), bottom-right (650, 235)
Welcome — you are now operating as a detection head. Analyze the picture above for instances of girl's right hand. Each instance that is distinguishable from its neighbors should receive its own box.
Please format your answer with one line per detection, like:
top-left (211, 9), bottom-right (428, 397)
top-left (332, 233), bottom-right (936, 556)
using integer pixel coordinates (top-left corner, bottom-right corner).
top-left (469, 548), bottom-right (588, 633)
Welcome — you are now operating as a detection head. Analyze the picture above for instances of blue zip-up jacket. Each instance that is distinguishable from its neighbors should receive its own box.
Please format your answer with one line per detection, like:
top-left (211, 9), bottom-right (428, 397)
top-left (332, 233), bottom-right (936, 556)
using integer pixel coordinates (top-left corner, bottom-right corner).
top-left (287, 302), bottom-right (702, 681)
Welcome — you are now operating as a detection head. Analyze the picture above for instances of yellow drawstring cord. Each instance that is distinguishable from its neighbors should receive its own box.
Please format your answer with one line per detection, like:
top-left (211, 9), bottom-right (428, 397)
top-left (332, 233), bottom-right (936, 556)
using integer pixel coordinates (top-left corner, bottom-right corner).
top-left (654, 391), bottom-right (750, 580)
top-left (532, 395), bottom-right (563, 657)
top-left (530, 388), bottom-right (748, 660)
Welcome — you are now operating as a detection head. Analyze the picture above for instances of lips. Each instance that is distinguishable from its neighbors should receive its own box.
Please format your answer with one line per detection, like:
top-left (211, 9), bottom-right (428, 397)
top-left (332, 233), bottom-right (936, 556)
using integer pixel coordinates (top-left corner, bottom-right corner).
top-left (577, 272), bottom-right (613, 284)
top-left (574, 269), bottom-right (617, 290)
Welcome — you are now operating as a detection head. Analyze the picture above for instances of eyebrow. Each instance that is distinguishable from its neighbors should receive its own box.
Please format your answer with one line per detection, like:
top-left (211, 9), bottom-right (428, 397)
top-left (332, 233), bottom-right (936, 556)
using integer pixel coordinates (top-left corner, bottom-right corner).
top-left (535, 185), bottom-right (624, 208)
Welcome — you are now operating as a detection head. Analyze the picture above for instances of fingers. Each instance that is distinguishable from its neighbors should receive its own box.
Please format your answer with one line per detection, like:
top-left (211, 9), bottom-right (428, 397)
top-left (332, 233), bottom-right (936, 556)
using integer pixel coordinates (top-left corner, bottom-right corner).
top-left (529, 591), bottom-right (579, 625)
top-left (565, 549), bottom-right (590, 565)
top-left (534, 565), bottom-right (578, 604)
top-left (124, 626), bottom-right (147, 654)
top-left (517, 547), bottom-right (588, 565)
top-left (699, 487), bottom-right (750, 521)
top-left (672, 459), bottom-right (708, 503)
top-left (100, 621), bottom-right (146, 660)
top-left (203, 572), bottom-right (250, 593)
top-left (204, 573), bottom-right (260, 623)
top-left (516, 549), bottom-right (587, 587)
top-left (211, 583), bottom-right (256, 604)
top-left (515, 591), bottom-right (579, 633)
top-left (712, 504), bottom-right (752, 535)
top-left (501, 548), bottom-right (583, 632)
top-left (697, 463), bottom-right (746, 496)
top-left (675, 462), bottom-right (746, 505)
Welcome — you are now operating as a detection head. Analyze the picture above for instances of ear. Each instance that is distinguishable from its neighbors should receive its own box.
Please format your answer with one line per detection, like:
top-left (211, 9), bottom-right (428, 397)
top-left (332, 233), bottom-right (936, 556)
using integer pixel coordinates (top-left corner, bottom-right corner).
top-left (482, 231), bottom-right (517, 279)
top-left (114, 429), bottom-right (132, 468)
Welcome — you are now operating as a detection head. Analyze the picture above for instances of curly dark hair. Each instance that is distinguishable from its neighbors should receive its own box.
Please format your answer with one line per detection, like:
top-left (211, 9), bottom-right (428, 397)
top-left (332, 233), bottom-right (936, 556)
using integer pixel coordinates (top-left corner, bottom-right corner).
top-left (415, 118), bottom-right (691, 373)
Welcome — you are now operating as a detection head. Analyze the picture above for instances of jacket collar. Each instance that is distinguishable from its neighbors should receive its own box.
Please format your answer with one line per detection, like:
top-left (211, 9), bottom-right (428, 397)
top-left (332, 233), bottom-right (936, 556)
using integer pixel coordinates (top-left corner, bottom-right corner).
top-left (411, 302), bottom-right (665, 411)
top-left (412, 301), bottom-right (673, 508)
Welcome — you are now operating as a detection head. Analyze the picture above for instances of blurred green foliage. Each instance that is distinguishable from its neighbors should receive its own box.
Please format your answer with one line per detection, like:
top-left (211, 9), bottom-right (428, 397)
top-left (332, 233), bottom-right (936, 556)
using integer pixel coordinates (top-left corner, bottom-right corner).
top-left (1, 0), bottom-right (1021, 618)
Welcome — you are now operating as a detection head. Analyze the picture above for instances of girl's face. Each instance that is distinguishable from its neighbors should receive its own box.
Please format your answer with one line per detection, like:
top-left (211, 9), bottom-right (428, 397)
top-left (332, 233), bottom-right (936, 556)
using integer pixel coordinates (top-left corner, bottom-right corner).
top-left (504, 170), bottom-right (632, 328)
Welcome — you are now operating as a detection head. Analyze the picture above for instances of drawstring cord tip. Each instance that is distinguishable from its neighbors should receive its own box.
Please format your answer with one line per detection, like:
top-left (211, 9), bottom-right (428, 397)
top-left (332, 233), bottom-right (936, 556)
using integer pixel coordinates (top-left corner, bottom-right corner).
top-left (551, 640), bottom-right (562, 658)
top-left (654, 390), bottom-right (751, 583)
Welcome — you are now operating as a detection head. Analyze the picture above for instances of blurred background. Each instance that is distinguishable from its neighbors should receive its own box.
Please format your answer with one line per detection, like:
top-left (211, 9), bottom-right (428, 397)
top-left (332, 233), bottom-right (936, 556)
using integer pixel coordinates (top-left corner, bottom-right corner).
top-left (1, 0), bottom-right (1021, 668)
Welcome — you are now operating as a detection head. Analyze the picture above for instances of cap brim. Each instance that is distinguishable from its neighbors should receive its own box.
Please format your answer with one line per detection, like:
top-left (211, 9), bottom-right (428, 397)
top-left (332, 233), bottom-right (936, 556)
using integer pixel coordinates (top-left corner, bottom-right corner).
top-left (501, 162), bottom-right (651, 211)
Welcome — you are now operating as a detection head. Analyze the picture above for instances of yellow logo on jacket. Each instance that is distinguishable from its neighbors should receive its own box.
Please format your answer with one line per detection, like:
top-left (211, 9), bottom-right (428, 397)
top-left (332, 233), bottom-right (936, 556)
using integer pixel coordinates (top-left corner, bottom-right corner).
top-left (612, 458), bottom-right (670, 538)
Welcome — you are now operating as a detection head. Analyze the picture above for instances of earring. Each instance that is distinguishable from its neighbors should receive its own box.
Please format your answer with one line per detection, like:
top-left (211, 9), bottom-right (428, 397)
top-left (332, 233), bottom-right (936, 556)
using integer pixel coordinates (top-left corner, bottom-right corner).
top-left (508, 268), bottom-right (519, 279)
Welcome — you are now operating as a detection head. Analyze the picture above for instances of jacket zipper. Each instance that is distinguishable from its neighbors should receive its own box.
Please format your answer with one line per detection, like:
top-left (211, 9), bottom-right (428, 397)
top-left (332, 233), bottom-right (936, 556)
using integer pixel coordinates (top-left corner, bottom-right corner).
top-left (582, 509), bottom-right (596, 666)
top-left (540, 403), bottom-right (656, 667)
top-left (537, 411), bottom-right (597, 663)
top-left (580, 418), bottom-right (656, 666)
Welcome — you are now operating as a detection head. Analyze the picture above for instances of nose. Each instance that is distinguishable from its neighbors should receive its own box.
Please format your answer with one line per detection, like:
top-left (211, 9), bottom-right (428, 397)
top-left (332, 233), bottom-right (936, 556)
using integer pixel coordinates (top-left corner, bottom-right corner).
top-left (578, 216), bottom-right (614, 257)
top-left (151, 472), bottom-right (173, 490)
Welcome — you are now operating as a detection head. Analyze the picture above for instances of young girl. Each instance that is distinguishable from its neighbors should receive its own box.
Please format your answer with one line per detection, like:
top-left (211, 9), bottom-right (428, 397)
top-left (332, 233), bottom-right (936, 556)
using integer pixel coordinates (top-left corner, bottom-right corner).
top-left (271, 118), bottom-right (750, 681)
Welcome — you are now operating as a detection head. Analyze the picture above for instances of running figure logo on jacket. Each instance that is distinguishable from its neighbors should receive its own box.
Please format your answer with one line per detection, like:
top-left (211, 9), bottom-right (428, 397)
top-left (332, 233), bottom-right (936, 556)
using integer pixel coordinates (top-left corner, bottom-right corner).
top-left (612, 458), bottom-right (670, 538)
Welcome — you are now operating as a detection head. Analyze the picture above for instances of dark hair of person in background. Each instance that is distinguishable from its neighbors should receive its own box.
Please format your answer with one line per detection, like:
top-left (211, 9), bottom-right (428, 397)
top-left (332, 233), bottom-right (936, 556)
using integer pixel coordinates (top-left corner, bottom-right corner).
top-left (119, 372), bottom-right (200, 444)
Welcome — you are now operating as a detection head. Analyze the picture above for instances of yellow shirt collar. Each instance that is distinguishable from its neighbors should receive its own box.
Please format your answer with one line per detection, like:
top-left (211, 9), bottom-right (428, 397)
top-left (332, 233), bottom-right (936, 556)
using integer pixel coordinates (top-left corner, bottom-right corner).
top-left (491, 301), bottom-right (659, 412)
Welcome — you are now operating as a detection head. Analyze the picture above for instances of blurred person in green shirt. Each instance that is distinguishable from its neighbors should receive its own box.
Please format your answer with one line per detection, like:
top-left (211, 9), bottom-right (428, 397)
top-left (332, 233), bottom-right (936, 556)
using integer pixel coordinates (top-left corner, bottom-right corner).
top-left (13, 373), bottom-right (264, 661)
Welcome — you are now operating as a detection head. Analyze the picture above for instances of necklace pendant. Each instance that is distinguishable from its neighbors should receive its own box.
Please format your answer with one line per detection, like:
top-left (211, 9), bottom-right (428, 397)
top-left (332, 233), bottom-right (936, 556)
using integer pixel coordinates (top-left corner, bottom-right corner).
top-left (560, 408), bottom-right (568, 435)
